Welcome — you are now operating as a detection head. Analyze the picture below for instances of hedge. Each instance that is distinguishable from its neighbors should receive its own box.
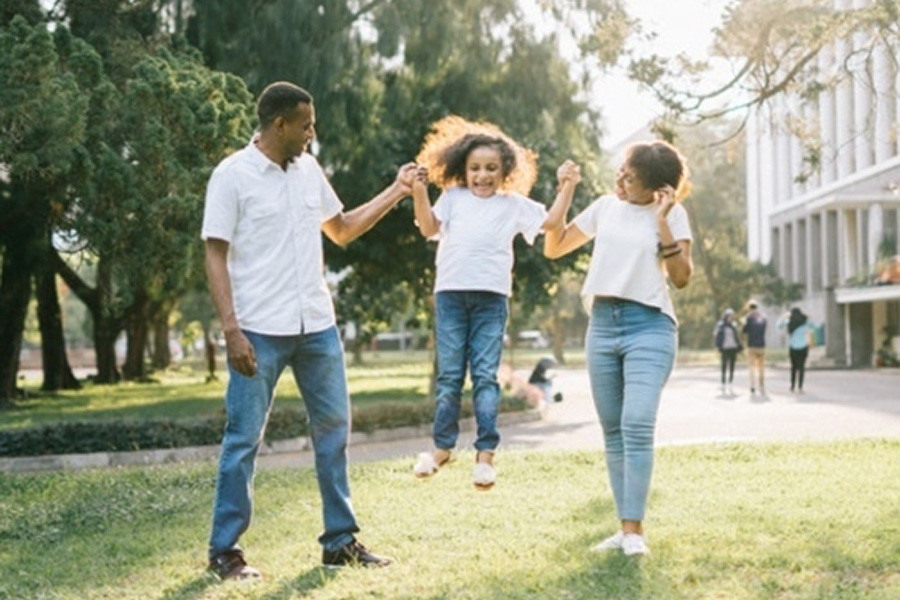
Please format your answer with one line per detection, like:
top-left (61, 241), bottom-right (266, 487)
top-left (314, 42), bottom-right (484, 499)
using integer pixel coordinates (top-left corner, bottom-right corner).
top-left (0, 397), bottom-right (530, 458)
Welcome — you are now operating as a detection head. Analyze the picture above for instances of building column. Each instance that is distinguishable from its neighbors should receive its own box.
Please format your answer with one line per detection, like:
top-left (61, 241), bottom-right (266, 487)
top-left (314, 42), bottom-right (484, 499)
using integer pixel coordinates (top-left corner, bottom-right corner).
top-left (810, 213), bottom-right (822, 292)
top-left (834, 0), bottom-right (854, 178)
top-left (788, 95), bottom-right (805, 196)
top-left (802, 93), bottom-right (820, 189)
top-left (746, 107), bottom-right (762, 261)
top-left (818, 43), bottom-right (837, 184)
top-left (760, 108), bottom-right (777, 264)
top-left (868, 203), bottom-right (884, 269)
top-left (854, 209), bottom-right (866, 277)
top-left (872, 35), bottom-right (896, 162)
top-left (852, 0), bottom-right (874, 171)
top-left (826, 210), bottom-right (840, 287)
top-left (775, 98), bottom-right (792, 204)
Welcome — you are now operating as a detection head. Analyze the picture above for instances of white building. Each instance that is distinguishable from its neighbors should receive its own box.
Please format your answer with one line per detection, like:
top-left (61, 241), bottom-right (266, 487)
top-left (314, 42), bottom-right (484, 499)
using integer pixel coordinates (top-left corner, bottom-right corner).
top-left (745, 0), bottom-right (900, 366)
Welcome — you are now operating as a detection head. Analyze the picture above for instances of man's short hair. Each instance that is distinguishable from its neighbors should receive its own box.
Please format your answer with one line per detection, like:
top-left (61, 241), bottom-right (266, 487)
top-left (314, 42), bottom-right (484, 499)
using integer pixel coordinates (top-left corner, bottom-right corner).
top-left (257, 82), bottom-right (313, 130)
top-left (748, 301), bottom-right (758, 309)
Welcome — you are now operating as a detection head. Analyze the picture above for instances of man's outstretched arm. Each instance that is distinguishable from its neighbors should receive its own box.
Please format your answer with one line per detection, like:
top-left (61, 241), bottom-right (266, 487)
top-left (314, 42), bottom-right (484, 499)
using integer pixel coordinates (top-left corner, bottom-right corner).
top-left (322, 162), bottom-right (417, 246)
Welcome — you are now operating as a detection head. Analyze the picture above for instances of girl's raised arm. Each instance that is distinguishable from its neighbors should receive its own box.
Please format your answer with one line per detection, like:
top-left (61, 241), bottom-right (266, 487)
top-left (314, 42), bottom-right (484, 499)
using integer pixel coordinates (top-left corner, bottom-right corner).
top-left (412, 166), bottom-right (441, 238)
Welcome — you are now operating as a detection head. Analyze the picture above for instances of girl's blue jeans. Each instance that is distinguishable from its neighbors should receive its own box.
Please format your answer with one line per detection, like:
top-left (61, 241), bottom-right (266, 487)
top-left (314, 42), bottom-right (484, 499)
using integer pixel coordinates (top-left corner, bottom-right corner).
top-left (208, 326), bottom-right (359, 559)
top-left (433, 290), bottom-right (508, 452)
top-left (586, 298), bottom-right (677, 521)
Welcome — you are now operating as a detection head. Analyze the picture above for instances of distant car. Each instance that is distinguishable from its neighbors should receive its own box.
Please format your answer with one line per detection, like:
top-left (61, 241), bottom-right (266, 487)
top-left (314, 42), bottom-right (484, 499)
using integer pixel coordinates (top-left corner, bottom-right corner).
top-left (517, 330), bottom-right (550, 349)
top-left (374, 331), bottom-right (414, 351)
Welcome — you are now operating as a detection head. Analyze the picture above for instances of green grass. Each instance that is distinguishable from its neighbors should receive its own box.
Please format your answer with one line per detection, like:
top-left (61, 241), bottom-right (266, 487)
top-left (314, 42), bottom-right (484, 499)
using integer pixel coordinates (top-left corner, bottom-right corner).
top-left (1, 439), bottom-right (897, 599)
top-left (1, 359), bottom-right (435, 430)
top-left (0, 347), bottom-right (785, 431)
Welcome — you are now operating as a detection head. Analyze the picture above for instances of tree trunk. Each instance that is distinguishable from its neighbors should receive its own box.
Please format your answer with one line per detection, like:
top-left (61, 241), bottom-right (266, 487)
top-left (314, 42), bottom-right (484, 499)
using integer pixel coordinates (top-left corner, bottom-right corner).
top-left (93, 312), bottom-right (120, 384)
top-left (351, 335), bottom-right (365, 366)
top-left (53, 251), bottom-right (122, 383)
top-left (122, 291), bottom-right (150, 381)
top-left (35, 248), bottom-right (81, 391)
top-left (0, 239), bottom-right (35, 405)
top-left (151, 308), bottom-right (171, 370)
top-left (550, 308), bottom-right (566, 366)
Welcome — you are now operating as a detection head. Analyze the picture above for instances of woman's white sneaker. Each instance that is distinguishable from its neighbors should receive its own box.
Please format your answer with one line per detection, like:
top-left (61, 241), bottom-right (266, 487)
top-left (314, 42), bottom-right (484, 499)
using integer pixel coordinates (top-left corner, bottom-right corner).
top-left (472, 462), bottom-right (496, 490)
top-left (590, 531), bottom-right (625, 552)
top-left (622, 533), bottom-right (650, 556)
top-left (413, 452), bottom-right (439, 478)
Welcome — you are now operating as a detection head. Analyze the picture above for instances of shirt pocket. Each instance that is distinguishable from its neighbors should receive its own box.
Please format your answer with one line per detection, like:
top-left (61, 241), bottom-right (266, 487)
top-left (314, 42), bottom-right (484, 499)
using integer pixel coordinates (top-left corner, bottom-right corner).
top-left (246, 199), bottom-right (281, 220)
top-left (244, 200), bottom-right (283, 240)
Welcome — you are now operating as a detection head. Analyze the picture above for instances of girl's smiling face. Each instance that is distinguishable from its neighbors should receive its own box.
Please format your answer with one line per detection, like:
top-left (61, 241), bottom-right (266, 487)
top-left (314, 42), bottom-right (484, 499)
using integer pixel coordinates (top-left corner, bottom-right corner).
top-left (465, 145), bottom-right (504, 198)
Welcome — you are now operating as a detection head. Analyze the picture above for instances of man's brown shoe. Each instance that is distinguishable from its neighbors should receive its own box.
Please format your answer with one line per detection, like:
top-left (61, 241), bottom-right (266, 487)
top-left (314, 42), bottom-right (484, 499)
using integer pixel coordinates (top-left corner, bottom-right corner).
top-left (322, 540), bottom-right (392, 568)
top-left (208, 549), bottom-right (261, 581)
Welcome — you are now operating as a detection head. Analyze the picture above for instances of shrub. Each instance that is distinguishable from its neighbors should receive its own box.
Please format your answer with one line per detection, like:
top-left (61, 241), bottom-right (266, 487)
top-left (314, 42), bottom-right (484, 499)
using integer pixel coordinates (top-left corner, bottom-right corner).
top-left (0, 397), bottom-right (529, 457)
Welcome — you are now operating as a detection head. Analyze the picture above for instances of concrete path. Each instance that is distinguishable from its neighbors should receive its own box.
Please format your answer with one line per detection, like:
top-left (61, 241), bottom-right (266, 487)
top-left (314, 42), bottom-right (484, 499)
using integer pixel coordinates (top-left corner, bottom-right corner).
top-left (258, 365), bottom-right (900, 470)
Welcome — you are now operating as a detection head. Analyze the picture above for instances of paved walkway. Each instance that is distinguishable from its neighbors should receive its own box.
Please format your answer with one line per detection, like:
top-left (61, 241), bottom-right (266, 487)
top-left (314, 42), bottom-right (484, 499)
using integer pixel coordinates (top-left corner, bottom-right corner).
top-left (259, 365), bottom-right (900, 470)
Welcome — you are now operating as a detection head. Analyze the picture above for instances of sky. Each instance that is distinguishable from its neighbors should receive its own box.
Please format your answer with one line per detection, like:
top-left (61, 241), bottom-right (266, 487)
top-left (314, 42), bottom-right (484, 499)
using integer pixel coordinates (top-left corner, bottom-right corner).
top-left (561, 0), bottom-right (735, 146)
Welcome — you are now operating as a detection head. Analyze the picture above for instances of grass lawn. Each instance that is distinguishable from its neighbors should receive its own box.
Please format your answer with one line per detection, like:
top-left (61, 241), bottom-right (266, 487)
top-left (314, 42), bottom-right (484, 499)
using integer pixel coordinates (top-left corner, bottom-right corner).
top-left (1, 439), bottom-right (897, 599)
top-left (0, 347), bottom-right (782, 431)
top-left (1, 356), bottom-right (435, 430)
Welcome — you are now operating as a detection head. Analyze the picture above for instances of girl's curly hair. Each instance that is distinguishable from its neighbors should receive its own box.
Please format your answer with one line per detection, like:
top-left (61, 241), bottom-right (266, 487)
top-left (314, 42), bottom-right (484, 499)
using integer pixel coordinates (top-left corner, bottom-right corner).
top-left (415, 115), bottom-right (537, 195)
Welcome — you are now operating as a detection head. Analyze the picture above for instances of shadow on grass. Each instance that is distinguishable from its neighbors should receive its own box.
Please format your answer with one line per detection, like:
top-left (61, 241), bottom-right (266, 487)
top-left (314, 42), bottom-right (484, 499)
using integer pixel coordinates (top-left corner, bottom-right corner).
top-left (259, 567), bottom-right (337, 600)
top-left (158, 573), bottom-right (217, 600)
top-left (421, 496), bottom-right (679, 600)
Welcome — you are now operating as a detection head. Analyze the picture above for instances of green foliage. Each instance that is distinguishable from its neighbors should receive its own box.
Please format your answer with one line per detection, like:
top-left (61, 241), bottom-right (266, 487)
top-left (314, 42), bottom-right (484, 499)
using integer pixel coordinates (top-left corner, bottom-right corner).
top-left (669, 121), bottom-right (803, 348)
top-left (0, 17), bottom-right (94, 182)
top-left (0, 396), bottom-right (528, 457)
top-left (182, 0), bottom-right (617, 330)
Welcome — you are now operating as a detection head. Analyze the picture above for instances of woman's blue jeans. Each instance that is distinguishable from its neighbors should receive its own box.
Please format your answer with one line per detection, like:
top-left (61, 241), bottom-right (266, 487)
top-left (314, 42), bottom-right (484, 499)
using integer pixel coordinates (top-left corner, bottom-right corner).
top-left (208, 326), bottom-right (359, 558)
top-left (586, 298), bottom-right (677, 521)
top-left (433, 291), bottom-right (508, 452)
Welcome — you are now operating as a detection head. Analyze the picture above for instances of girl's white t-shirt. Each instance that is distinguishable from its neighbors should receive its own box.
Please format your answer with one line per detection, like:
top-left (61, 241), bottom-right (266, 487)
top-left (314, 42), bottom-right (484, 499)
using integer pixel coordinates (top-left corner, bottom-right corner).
top-left (572, 194), bottom-right (692, 324)
top-left (432, 186), bottom-right (547, 296)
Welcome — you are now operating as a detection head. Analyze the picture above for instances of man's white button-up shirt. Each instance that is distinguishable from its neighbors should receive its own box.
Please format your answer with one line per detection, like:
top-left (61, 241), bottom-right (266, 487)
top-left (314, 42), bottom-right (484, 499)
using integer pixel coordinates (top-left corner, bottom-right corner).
top-left (201, 142), bottom-right (343, 335)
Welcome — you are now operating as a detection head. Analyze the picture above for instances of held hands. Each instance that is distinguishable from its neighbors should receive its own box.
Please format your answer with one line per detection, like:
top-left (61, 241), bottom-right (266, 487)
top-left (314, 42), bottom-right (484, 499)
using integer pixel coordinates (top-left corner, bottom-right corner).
top-left (225, 329), bottom-right (257, 377)
top-left (395, 162), bottom-right (419, 196)
top-left (557, 160), bottom-right (581, 187)
top-left (653, 185), bottom-right (676, 220)
top-left (412, 165), bottom-right (428, 192)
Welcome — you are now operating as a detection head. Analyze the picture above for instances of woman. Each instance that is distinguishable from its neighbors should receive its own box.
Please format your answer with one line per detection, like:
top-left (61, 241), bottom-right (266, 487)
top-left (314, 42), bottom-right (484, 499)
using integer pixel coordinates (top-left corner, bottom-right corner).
top-left (777, 307), bottom-right (813, 393)
top-left (544, 141), bottom-right (693, 556)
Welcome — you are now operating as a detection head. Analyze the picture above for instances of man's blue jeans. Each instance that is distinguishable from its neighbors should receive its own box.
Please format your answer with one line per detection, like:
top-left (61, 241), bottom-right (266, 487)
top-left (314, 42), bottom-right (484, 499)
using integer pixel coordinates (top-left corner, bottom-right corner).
top-left (586, 298), bottom-right (676, 521)
top-left (433, 291), bottom-right (508, 452)
top-left (208, 326), bottom-right (358, 558)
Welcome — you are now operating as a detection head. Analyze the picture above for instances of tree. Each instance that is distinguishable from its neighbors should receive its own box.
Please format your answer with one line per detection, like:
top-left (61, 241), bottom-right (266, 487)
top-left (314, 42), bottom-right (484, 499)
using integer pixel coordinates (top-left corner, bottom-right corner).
top-left (666, 121), bottom-right (803, 348)
top-left (42, 0), bottom-right (255, 382)
top-left (621, 0), bottom-right (899, 138)
top-left (0, 15), bottom-right (96, 402)
top-left (177, 0), bottom-right (624, 364)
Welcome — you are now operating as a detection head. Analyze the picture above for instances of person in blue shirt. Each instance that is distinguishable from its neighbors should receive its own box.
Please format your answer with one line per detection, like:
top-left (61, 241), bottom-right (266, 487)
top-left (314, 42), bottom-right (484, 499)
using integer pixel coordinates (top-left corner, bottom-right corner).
top-left (777, 307), bottom-right (814, 393)
top-left (742, 301), bottom-right (768, 395)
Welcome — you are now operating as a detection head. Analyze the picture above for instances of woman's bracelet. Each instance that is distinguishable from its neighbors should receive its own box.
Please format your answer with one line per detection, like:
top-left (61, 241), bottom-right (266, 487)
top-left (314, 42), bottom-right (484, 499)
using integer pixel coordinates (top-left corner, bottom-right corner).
top-left (657, 241), bottom-right (678, 254)
top-left (662, 247), bottom-right (683, 259)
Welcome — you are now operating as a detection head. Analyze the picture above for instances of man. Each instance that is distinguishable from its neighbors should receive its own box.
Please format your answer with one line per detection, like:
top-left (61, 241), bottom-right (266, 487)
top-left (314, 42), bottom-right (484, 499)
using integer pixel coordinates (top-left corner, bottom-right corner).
top-left (202, 81), bottom-right (416, 579)
top-left (742, 300), bottom-right (768, 395)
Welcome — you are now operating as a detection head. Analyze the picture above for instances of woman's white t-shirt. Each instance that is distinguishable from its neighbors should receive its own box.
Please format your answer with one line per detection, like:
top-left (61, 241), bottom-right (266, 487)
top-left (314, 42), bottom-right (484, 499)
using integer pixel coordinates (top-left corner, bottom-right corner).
top-left (431, 186), bottom-right (547, 296)
top-left (572, 194), bottom-right (692, 324)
